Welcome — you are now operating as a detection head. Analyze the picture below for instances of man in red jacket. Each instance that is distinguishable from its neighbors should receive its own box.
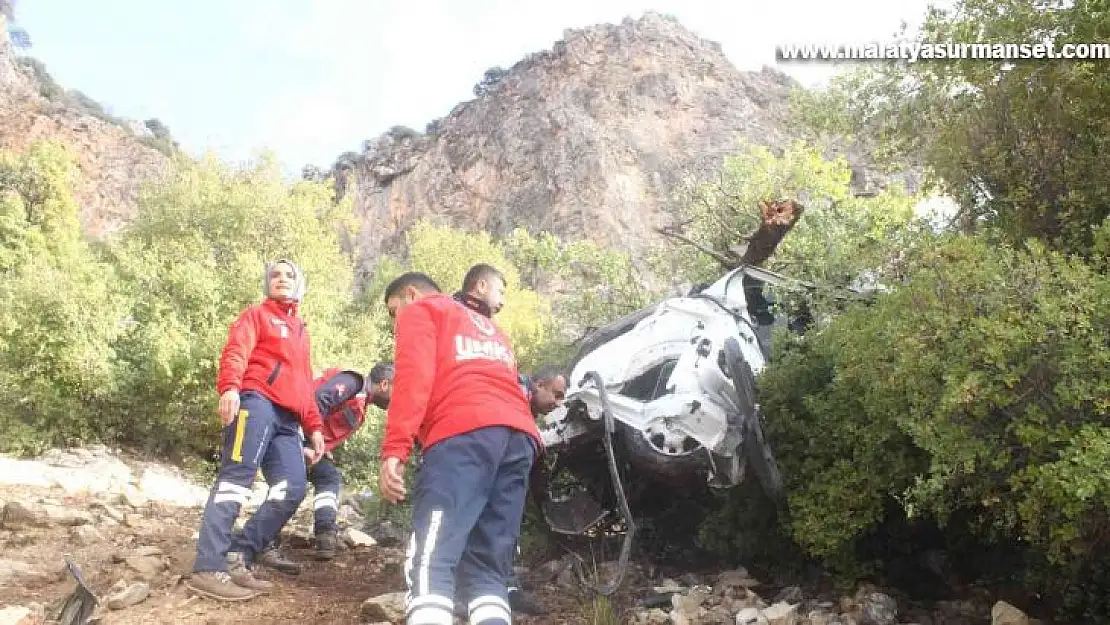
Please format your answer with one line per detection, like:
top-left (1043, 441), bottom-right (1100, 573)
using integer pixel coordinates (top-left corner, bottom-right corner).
top-left (310, 361), bottom-right (394, 560)
top-left (186, 259), bottom-right (327, 602)
top-left (259, 361), bottom-right (395, 570)
top-left (380, 267), bottom-right (541, 625)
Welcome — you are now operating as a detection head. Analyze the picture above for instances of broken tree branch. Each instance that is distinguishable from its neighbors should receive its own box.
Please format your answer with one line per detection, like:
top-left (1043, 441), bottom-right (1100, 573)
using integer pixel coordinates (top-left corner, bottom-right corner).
top-left (738, 199), bottom-right (805, 266)
top-left (654, 225), bottom-right (741, 270)
top-left (658, 199), bottom-right (805, 270)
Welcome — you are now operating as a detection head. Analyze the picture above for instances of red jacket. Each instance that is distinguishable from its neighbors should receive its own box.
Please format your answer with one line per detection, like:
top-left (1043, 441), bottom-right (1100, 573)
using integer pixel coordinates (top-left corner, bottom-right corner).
top-left (314, 367), bottom-right (367, 453)
top-left (381, 293), bottom-right (541, 463)
top-left (216, 298), bottom-right (323, 435)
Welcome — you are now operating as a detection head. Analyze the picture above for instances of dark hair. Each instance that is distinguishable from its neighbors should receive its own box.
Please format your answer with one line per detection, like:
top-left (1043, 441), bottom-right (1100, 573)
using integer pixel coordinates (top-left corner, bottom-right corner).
top-left (461, 263), bottom-right (505, 294)
top-left (369, 361), bottom-right (395, 384)
top-left (383, 272), bottom-right (441, 304)
top-left (530, 365), bottom-right (565, 385)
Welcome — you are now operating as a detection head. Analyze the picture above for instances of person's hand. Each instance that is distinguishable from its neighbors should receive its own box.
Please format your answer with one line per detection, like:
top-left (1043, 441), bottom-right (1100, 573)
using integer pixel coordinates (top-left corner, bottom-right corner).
top-left (302, 447), bottom-right (314, 461)
top-left (218, 390), bottom-right (240, 426)
top-left (309, 431), bottom-right (326, 465)
top-left (379, 457), bottom-right (407, 503)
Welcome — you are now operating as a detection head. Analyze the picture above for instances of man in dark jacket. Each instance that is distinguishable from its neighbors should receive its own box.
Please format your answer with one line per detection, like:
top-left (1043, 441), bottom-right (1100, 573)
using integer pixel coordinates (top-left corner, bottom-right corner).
top-left (258, 361), bottom-right (395, 572)
top-left (381, 268), bottom-right (541, 625)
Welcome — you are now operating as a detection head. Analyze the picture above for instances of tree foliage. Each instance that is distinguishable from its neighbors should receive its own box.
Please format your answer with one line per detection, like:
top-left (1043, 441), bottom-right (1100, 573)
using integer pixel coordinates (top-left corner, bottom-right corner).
top-left (792, 0), bottom-right (1110, 257)
top-left (739, 234), bottom-right (1109, 611)
top-left (0, 143), bottom-right (130, 452)
top-left (655, 141), bottom-right (925, 323)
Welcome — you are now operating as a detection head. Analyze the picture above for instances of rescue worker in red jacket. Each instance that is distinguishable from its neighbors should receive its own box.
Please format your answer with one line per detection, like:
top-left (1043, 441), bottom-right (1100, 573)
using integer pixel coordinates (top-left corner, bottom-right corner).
top-left (380, 266), bottom-right (541, 625)
top-left (452, 270), bottom-right (566, 618)
top-left (259, 361), bottom-right (395, 571)
top-left (186, 259), bottom-right (327, 602)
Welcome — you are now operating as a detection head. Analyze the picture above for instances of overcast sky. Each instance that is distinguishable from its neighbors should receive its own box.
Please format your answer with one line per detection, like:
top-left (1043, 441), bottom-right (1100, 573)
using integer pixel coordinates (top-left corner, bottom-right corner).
top-left (12, 0), bottom-right (942, 173)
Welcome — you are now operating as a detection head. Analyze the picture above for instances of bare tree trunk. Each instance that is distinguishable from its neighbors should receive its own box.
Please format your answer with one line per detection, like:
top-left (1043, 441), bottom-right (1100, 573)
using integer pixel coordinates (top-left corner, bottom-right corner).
top-left (736, 199), bottom-right (805, 266)
top-left (657, 199), bottom-right (804, 269)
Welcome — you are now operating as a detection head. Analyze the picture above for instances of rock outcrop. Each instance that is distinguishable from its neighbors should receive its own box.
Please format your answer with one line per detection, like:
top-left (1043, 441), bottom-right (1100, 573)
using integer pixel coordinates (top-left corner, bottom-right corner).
top-left (336, 12), bottom-right (920, 278)
top-left (0, 14), bottom-right (169, 238)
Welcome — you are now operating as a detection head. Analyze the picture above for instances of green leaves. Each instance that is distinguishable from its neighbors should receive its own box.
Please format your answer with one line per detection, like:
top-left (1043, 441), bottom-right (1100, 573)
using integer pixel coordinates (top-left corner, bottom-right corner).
top-left (746, 233), bottom-right (1110, 584)
top-left (794, 0), bottom-right (1110, 257)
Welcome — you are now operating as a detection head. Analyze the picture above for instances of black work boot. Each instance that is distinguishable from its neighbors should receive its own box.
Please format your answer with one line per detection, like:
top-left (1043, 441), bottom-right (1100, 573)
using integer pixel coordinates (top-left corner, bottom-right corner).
top-left (257, 542), bottom-right (302, 575)
top-left (509, 587), bottom-right (548, 615)
top-left (315, 529), bottom-right (338, 561)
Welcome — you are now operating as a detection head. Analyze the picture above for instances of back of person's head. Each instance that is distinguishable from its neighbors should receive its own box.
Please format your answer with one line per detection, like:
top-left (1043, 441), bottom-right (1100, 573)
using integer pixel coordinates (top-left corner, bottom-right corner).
top-left (531, 365), bottom-right (564, 385)
top-left (369, 361), bottom-right (395, 384)
top-left (461, 263), bottom-right (505, 295)
top-left (383, 272), bottom-right (441, 304)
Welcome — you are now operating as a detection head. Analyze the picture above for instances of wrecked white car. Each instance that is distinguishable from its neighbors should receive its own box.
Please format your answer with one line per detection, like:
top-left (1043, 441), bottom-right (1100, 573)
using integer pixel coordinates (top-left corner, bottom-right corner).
top-left (534, 264), bottom-right (791, 551)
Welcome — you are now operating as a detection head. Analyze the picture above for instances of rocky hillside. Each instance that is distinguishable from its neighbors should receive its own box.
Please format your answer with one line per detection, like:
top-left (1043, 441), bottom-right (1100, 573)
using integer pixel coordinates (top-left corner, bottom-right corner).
top-left (0, 15), bottom-right (169, 238)
top-left (1, 10), bottom-right (916, 266)
top-left (334, 12), bottom-right (919, 277)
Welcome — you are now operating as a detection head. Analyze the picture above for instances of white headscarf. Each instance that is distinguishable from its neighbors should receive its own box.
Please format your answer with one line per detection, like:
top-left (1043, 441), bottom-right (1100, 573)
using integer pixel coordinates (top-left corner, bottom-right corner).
top-left (263, 258), bottom-right (306, 302)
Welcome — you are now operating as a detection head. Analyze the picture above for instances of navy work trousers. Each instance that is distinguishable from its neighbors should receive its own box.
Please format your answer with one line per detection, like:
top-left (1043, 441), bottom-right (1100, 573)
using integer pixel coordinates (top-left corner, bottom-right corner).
top-left (193, 391), bottom-right (308, 572)
top-left (404, 425), bottom-right (536, 625)
top-left (307, 452), bottom-right (342, 534)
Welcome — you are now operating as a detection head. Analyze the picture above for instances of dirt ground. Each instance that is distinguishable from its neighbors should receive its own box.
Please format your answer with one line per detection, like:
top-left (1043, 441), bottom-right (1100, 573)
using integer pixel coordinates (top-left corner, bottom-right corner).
top-left (0, 485), bottom-right (622, 625)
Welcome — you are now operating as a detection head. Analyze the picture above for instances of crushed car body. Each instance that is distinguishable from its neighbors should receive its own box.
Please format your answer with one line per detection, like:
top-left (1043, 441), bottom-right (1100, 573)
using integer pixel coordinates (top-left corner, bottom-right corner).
top-left (535, 264), bottom-right (791, 540)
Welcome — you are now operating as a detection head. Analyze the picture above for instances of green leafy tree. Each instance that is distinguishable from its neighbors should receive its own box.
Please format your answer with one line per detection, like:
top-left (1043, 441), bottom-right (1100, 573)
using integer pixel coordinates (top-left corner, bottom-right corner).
top-left (745, 233), bottom-right (1109, 618)
top-left (792, 0), bottom-right (1110, 257)
top-left (0, 142), bottom-right (130, 453)
top-left (653, 141), bottom-right (924, 323)
top-left (102, 152), bottom-right (387, 457)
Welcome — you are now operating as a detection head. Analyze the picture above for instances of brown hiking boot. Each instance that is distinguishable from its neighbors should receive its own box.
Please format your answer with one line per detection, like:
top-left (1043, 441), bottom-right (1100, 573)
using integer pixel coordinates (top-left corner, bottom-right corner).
top-left (185, 571), bottom-right (257, 602)
top-left (315, 530), bottom-right (338, 561)
top-left (226, 552), bottom-right (274, 593)
top-left (258, 542), bottom-right (302, 575)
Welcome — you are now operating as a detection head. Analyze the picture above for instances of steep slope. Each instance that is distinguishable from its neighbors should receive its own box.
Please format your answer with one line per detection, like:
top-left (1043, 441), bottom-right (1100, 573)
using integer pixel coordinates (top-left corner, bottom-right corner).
top-left (0, 15), bottom-right (169, 238)
top-left (337, 12), bottom-right (918, 275)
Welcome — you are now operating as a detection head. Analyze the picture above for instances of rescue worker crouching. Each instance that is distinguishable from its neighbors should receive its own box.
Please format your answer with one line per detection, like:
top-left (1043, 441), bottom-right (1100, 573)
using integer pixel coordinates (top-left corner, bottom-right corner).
top-left (186, 259), bottom-right (327, 602)
top-left (258, 361), bottom-right (395, 573)
top-left (257, 361), bottom-right (397, 572)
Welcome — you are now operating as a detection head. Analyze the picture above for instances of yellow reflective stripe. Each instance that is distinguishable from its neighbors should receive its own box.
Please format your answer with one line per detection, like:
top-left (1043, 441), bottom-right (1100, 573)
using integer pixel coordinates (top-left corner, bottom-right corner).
top-left (231, 409), bottom-right (248, 462)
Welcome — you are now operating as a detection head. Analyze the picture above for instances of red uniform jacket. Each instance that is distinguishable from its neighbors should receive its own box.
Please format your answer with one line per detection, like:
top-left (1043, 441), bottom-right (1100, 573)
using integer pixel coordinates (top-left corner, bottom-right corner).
top-left (314, 367), bottom-right (367, 453)
top-left (216, 298), bottom-right (324, 435)
top-left (381, 293), bottom-right (541, 463)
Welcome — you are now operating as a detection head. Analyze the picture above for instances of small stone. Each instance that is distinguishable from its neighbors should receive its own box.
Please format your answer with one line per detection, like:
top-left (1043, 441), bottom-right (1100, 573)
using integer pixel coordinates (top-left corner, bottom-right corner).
top-left (346, 528), bottom-right (376, 548)
top-left (360, 592), bottom-right (407, 623)
top-left (1, 502), bottom-right (44, 529)
top-left (124, 555), bottom-right (166, 581)
top-left (105, 581), bottom-right (150, 610)
top-left (736, 607), bottom-right (768, 625)
top-left (717, 569), bottom-right (761, 590)
top-left (860, 592), bottom-right (897, 625)
top-left (119, 485), bottom-right (149, 509)
top-left (773, 586), bottom-right (803, 605)
top-left (761, 601), bottom-right (798, 625)
top-left (0, 605), bottom-right (32, 625)
top-left (70, 525), bottom-right (103, 545)
top-left (991, 601), bottom-right (1030, 625)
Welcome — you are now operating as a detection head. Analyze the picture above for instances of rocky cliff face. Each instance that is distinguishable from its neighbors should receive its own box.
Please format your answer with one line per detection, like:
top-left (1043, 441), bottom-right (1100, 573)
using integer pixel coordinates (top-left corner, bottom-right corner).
top-left (0, 15), bottom-right (168, 238)
top-left (338, 12), bottom-right (919, 278)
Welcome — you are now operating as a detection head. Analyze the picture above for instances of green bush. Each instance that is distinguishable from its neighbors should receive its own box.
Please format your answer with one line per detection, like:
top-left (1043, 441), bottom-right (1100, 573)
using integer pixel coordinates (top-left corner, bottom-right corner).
top-left (710, 232), bottom-right (1110, 616)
